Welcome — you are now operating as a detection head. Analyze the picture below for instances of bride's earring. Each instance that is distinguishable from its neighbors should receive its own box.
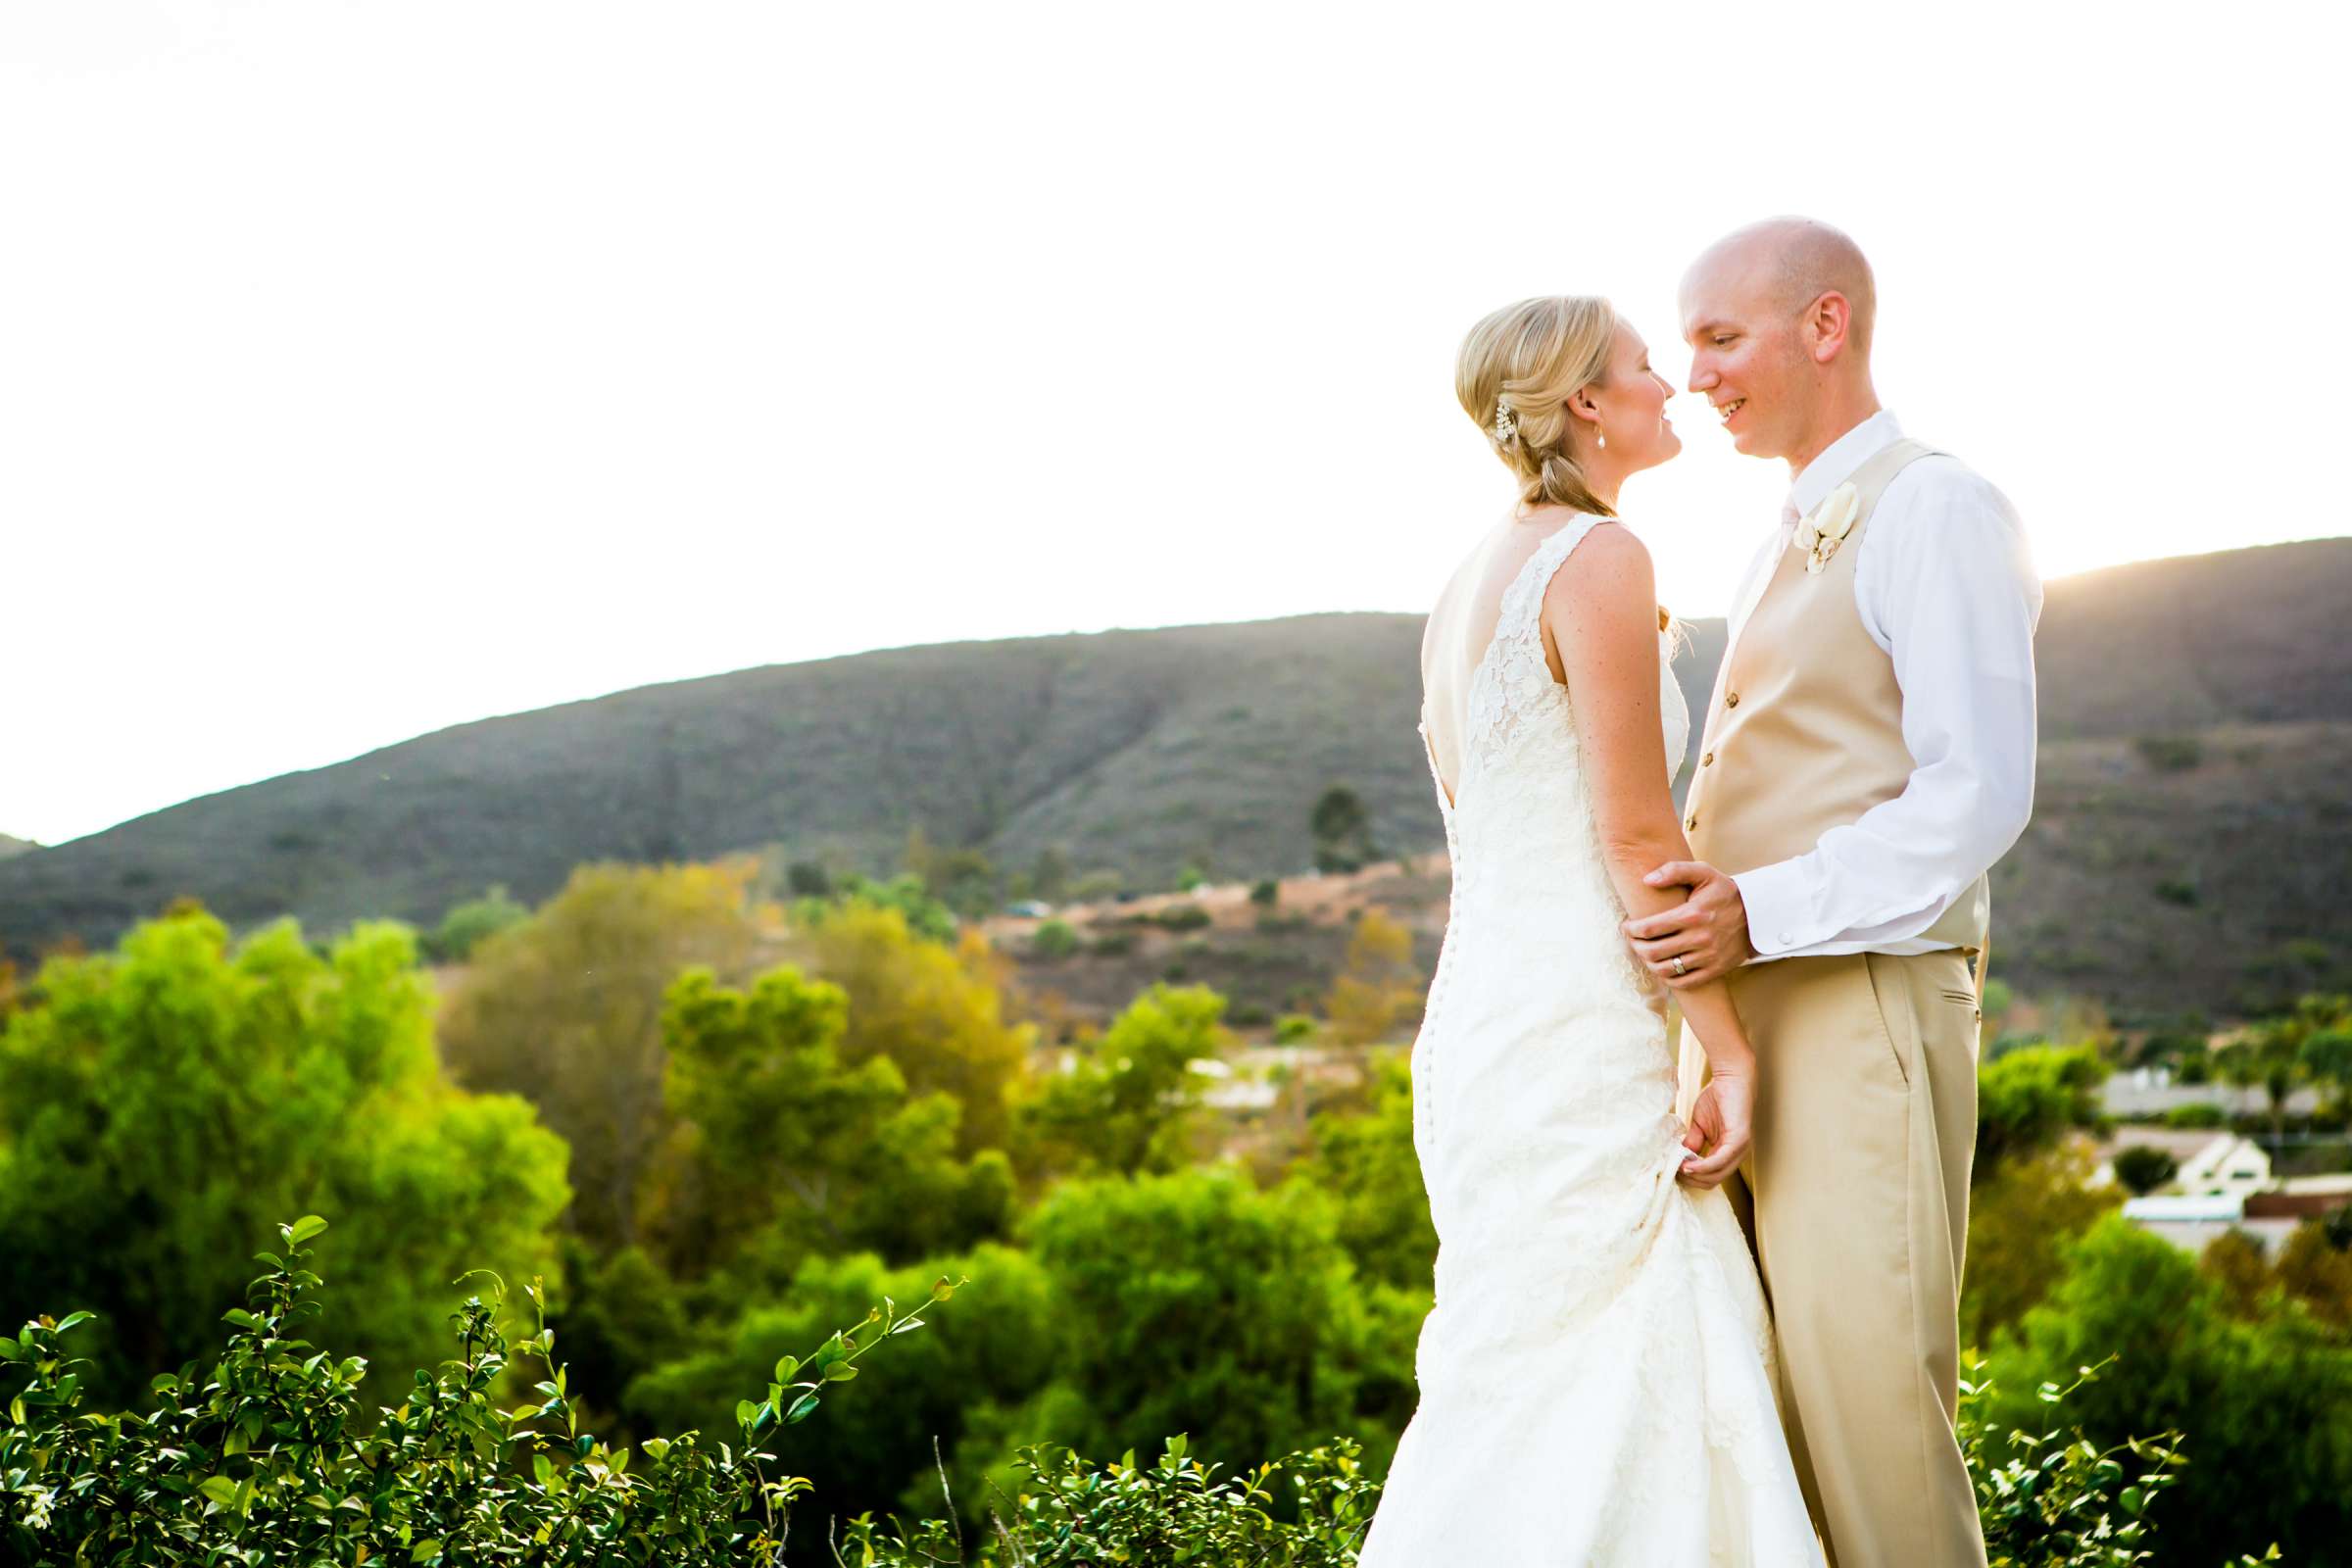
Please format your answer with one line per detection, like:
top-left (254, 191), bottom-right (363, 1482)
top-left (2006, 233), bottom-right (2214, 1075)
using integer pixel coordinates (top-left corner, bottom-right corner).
top-left (1595, 423), bottom-right (1606, 451)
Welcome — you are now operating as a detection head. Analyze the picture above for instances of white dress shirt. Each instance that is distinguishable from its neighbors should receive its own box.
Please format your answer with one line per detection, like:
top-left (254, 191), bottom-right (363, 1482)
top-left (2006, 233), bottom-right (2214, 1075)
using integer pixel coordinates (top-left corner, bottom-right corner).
top-left (1723, 410), bottom-right (2043, 959)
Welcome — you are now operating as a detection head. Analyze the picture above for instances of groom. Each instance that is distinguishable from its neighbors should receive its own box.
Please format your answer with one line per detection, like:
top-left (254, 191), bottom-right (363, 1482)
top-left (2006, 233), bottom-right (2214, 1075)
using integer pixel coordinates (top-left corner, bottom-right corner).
top-left (1626, 218), bottom-right (2039, 1568)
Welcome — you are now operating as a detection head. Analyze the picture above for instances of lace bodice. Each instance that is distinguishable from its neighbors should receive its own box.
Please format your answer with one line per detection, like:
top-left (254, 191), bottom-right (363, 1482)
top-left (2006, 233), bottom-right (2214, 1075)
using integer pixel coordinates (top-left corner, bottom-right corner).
top-left (1359, 517), bottom-right (1822, 1567)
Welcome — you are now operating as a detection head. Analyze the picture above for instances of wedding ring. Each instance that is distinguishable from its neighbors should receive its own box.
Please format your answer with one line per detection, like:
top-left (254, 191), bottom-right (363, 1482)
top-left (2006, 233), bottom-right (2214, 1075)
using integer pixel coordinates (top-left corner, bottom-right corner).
top-left (1670, 956), bottom-right (1689, 977)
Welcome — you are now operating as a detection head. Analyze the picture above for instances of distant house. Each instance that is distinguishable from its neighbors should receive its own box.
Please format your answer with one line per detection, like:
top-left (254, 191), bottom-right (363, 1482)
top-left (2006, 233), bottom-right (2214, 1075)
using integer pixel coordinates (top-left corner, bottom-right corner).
top-left (2114, 1136), bottom-right (2349, 1256)
top-left (2175, 1135), bottom-right (2273, 1200)
top-left (2122, 1192), bottom-right (2301, 1255)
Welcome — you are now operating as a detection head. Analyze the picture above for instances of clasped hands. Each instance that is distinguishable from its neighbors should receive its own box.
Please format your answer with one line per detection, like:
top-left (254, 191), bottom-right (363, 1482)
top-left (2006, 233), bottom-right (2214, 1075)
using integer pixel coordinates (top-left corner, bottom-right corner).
top-left (1621, 858), bottom-right (1756, 990)
top-left (1623, 858), bottom-right (1758, 1189)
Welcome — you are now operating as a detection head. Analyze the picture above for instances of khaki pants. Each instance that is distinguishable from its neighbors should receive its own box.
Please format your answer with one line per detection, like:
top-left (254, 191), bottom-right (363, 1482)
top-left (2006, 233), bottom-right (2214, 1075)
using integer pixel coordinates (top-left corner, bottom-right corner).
top-left (1685, 952), bottom-right (1988, 1568)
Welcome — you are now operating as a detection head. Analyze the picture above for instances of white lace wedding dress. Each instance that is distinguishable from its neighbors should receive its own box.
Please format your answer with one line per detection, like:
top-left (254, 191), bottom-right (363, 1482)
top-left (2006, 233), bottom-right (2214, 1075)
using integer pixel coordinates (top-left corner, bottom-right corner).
top-left (1357, 518), bottom-right (1824, 1566)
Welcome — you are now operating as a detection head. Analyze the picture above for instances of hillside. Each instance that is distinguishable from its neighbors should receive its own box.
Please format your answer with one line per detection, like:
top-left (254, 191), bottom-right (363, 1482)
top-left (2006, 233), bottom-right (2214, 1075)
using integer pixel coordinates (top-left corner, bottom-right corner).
top-left (4, 537), bottom-right (2349, 1019)
top-left (0, 834), bottom-right (37, 861)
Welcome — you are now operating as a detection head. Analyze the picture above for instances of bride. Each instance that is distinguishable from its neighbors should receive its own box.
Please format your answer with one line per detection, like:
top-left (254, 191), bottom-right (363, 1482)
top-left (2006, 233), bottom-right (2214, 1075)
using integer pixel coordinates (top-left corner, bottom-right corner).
top-left (1356, 297), bottom-right (1824, 1565)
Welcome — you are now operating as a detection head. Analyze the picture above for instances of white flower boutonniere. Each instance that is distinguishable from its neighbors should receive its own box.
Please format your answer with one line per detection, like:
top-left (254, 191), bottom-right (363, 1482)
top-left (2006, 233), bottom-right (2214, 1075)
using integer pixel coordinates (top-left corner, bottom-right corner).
top-left (1796, 483), bottom-right (1860, 575)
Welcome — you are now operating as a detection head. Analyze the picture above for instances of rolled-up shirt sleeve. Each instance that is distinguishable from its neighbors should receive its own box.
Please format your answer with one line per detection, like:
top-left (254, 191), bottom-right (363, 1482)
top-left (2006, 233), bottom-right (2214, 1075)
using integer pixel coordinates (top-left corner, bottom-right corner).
top-left (1733, 466), bottom-right (2042, 958)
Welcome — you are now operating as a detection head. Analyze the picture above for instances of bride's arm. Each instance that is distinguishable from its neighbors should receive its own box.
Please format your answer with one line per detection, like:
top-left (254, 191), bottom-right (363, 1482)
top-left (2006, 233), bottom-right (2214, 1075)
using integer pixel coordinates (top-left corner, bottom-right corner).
top-left (1544, 524), bottom-right (1753, 1183)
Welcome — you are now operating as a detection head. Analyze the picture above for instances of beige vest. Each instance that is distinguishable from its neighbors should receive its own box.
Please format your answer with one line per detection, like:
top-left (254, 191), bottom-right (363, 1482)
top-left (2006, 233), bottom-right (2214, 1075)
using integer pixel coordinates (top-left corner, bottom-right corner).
top-left (1684, 438), bottom-right (1988, 956)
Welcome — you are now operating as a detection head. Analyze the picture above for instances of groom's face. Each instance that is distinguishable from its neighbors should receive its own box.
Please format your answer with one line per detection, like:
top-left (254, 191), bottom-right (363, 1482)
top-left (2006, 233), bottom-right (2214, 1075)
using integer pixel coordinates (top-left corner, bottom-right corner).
top-left (1680, 255), bottom-right (1809, 462)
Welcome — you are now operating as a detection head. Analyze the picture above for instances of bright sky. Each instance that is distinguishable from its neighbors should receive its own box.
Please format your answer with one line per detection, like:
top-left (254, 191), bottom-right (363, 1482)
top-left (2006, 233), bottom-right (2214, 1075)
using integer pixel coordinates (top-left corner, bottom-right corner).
top-left (4, 2), bottom-right (2344, 848)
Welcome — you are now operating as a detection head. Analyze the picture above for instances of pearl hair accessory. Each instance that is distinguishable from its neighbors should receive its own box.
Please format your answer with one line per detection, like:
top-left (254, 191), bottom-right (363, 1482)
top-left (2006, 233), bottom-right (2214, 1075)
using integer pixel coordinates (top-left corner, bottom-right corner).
top-left (1492, 395), bottom-right (1518, 444)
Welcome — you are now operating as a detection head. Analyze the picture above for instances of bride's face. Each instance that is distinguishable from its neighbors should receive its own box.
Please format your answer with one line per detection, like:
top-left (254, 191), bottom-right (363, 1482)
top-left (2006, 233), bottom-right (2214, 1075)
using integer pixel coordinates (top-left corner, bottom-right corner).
top-left (1592, 323), bottom-right (1681, 470)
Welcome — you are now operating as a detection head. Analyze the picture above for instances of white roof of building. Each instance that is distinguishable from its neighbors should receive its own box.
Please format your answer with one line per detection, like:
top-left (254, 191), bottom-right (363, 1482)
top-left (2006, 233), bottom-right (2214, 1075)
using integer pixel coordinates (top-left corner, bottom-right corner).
top-left (2125, 1194), bottom-right (2247, 1223)
top-left (2179, 1135), bottom-right (2271, 1182)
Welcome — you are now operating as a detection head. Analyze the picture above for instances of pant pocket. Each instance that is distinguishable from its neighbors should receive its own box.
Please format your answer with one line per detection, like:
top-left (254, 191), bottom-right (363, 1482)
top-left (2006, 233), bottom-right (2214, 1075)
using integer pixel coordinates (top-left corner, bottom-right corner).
top-left (1862, 954), bottom-right (1913, 1090)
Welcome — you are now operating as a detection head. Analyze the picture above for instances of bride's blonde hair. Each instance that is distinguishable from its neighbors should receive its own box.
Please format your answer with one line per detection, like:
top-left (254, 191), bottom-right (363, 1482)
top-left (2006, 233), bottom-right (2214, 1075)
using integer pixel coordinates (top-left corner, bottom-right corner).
top-left (1455, 295), bottom-right (1618, 518)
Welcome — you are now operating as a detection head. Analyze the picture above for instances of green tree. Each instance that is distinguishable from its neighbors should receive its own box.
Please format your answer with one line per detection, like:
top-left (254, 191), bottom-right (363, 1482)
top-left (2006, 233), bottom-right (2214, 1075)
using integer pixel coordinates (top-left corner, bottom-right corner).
top-left (2220, 998), bottom-right (2343, 1144)
top-left (789, 901), bottom-right (1033, 1153)
top-left (1019, 986), bottom-right (1225, 1176)
top-left (1309, 785), bottom-right (1375, 874)
top-left (999, 1169), bottom-right (1418, 1484)
top-left (438, 859), bottom-right (766, 1250)
top-left (2302, 1027), bottom-right (2352, 1117)
top-left (2111, 1145), bottom-right (2179, 1195)
top-left (2275, 1219), bottom-right (2352, 1331)
top-left (422, 883), bottom-right (532, 963)
top-left (624, 1245), bottom-right (1057, 1530)
top-left (1030, 919), bottom-right (1079, 959)
top-left (1958, 1141), bottom-right (2120, 1348)
top-left (1291, 1054), bottom-right (1436, 1292)
top-left (1981, 1214), bottom-right (2352, 1562)
top-left (654, 965), bottom-right (1013, 1282)
top-left (0, 906), bottom-right (568, 1404)
top-left (1975, 1044), bottom-right (2107, 1177)
top-left (1322, 907), bottom-right (1423, 1048)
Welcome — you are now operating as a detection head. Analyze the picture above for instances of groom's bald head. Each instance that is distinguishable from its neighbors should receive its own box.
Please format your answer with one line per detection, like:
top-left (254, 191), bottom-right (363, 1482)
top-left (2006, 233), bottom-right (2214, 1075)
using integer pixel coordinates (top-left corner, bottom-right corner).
top-left (1681, 218), bottom-right (1882, 467)
top-left (1685, 218), bottom-right (1877, 357)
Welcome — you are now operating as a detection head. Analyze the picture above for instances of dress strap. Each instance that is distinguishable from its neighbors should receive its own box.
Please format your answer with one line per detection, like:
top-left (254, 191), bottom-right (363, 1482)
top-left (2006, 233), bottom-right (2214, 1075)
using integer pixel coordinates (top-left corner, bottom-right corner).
top-left (1496, 514), bottom-right (1609, 654)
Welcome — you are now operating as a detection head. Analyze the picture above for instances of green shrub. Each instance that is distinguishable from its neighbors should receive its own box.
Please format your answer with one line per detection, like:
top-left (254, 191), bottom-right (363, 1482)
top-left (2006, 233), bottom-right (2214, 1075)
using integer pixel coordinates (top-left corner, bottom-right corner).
top-left (424, 884), bottom-right (531, 961)
top-left (1250, 878), bottom-right (1281, 908)
top-left (1153, 905), bottom-right (1212, 932)
top-left (625, 1246), bottom-right (1055, 1529)
top-left (1959, 1357), bottom-right (2224, 1568)
top-left (1979, 1215), bottom-right (2334, 1562)
top-left (2111, 1145), bottom-right (2179, 1195)
top-left (1275, 1013), bottom-right (1321, 1045)
top-left (839, 1435), bottom-right (1379, 1565)
top-left (2165, 1102), bottom-right (2229, 1130)
top-left (0, 1217), bottom-right (954, 1566)
top-left (1978, 1044), bottom-right (2108, 1174)
top-left (0, 908), bottom-right (569, 1407)
top-left (1031, 919), bottom-right (1079, 959)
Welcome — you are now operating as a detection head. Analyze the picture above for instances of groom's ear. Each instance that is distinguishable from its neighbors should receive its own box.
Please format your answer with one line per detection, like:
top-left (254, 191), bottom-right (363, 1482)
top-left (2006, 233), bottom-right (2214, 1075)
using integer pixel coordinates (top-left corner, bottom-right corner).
top-left (1802, 291), bottom-right (1855, 365)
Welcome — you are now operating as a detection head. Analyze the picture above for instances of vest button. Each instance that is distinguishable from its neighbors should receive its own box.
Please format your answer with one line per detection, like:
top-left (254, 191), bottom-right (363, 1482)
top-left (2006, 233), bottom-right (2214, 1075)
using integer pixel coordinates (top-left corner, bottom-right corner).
top-left (1686, 814), bottom-right (1698, 831)
top-left (1701, 752), bottom-right (1714, 767)
top-left (1725, 692), bottom-right (1740, 709)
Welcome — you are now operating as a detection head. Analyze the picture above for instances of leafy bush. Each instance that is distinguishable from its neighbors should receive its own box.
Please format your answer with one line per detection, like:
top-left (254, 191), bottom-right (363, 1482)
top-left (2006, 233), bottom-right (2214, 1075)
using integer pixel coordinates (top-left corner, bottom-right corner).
top-left (1017, 988), bottom-right (1225, 1177)
top-left (3, 1215), bottom-right (2284, 1568)
top-left (1979, 1214), bottom-right (2342, 1562)
top-left (1275, 1012), bottom-right (1320, 1045)
top-left (787, 901), bottom-right (1035, 1154)
top-left (0, 907), bottom-right (569, 1406)
top-left (838, 1435), bottom-right (1379, 1566)
top-left (1250, 878), bottom-right (1281, 908)
top-left (1030, 919), bottom-right (1079, 960)
top-left (0, 1217), bottom-right (955, 1566)
top-left (423, 883), bottom-right (532, 961)
top-left (438, 859), bottom-right (766, 1250)
top-left (2164, 1102), bottom-right (2229, 1129)
top-left (2110, 1146), bottom-right (2179, 1195)
top-left (1960, 1145), bottom-right (2120, 1350)
top-left (626, 1246), bottom-right (1056, 1529)
top-left (1292, 1055), bottom-right (1436, 1293)
top-left (1001, 1169), bottom-right (1417, 1484)
top-left (1958, 1357), bottom-right (2255, 1568)
top-left (1977, 1045), bottom-right (2108, 1174)
top-left (1152, 905), bottom-right (1212, 932)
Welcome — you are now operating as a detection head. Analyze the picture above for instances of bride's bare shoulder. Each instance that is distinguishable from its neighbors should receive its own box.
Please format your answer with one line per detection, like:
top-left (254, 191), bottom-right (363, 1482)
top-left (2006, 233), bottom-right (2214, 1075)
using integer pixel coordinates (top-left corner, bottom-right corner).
top-left (1541, 518), bottom-right (1653, 612)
